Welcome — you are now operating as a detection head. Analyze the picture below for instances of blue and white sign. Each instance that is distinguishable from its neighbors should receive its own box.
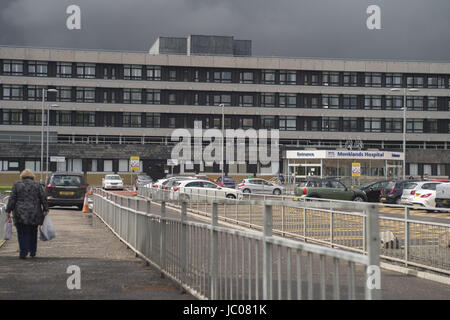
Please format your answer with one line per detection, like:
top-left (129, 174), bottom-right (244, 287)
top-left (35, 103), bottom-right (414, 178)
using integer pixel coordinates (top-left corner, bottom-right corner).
top-left (287, 150), bottom-right (404, 160)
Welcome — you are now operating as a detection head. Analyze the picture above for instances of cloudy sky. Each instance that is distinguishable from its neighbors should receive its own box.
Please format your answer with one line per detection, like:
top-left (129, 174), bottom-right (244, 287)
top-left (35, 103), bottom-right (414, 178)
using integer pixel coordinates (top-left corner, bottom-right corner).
top-left (0, 0), bottom-right (449, 61)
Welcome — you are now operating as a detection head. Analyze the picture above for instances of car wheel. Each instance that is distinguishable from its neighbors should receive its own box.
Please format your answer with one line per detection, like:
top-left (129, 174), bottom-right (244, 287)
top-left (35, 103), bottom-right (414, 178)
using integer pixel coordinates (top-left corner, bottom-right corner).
top-left (273, 189), bottom-right (281, 196)
top-left (243, 189), bottom-right (251, 194)
top-left (353, 196), bottom-right (365, 202)
top-left (226, 194), bottom-right (236, 199)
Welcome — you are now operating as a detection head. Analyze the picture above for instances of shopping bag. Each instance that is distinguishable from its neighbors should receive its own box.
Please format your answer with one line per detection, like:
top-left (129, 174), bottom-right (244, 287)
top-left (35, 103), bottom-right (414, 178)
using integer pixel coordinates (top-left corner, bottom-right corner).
top-left (4, 216), bottom-right (12, 240)
top-left (39, 216), bottom-right (56, 241)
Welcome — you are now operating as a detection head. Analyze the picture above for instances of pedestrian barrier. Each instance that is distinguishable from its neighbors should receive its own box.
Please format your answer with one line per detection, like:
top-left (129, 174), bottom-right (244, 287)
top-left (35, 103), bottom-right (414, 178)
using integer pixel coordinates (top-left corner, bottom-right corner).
top-left (0, 195), bottom-right (9, 242)
top-left (93, 188), bottom-right (381, 300)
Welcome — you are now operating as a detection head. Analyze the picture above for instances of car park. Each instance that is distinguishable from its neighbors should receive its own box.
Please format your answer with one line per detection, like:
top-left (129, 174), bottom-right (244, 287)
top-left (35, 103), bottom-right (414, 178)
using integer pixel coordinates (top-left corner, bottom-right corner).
top-left (102, 174), bottom-right (124, 190)
top-left (294, 178), bottom-right (367, 202)
top-left (173, 179), bottom-right (243, 201)
top-left (237, 178), bottom-right (285, 195)
top-left (135, 175), bottom-right (152, 190)
top-left (380, 179), bottom-right (419, 204)
top-left (216, 176), bottom-right (237, 189)
top-left (355, 180), bottom-right (391, 202)
top-left (45, 173), bottom-right (88, 210)
top-left (435, 183), bottom-right (450, 209)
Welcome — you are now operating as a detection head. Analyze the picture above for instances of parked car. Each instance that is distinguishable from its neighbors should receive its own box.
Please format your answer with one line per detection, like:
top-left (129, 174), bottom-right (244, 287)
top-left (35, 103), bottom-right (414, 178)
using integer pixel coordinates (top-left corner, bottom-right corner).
top-left (294, 178), bottom-right (367, 202)
top-left (102, 174), bottom-right (124, 190)
top-left (161, 176), bottom-right (195, 191)
top-left (237, 178), bottom-right (285, 195)
top-left (355, 180), bottom-right (391, 202)
top-left (380, 179), bottom-right (419, 204)
top-left (216, 176), bottom-right (237, 189)
top-left (173, 179), bottom-right (242, 201)
top-left (434, 183), bottom-right (450, 210)
top-left (404, 181), bottom-right (443, 210)
top-left (135, 175), bottom-right (152, 190)
top-left (196, 175), bottom-right (223, 187)
top-left (45, 173), bottom-right (88, 210)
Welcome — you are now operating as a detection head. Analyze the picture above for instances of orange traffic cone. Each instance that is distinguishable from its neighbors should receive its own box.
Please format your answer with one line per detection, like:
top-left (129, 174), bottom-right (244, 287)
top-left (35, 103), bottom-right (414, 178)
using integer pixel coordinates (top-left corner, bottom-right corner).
top-left (82, 192), bottom-right (90, 214)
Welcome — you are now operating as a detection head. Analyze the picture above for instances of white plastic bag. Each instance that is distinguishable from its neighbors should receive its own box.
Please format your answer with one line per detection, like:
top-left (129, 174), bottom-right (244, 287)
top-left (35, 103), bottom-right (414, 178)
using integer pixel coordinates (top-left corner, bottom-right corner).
top-left (4, 217), bottom-right (12, 240)
top-left (39, 216), bottom-right (56, 241)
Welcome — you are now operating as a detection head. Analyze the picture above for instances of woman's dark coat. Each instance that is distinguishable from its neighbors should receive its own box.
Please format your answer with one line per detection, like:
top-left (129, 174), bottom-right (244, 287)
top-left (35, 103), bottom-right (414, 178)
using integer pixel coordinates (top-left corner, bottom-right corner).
top-left (6, 177), bottom-right (49, 226)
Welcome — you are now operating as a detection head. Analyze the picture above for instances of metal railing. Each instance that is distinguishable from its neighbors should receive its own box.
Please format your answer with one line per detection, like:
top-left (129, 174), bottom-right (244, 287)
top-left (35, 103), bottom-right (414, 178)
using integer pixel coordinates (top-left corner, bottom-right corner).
top-left (140, 186), bottom-right (450, 275)
top-left (0, 195), bottom-right (9, 242)
top-left (94, 188), bottom-right (381, 300)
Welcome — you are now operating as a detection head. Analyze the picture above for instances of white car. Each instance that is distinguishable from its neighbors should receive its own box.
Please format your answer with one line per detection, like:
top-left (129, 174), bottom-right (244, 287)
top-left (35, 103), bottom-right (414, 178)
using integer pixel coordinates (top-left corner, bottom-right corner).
top-left (172, 179), bottom-right (243, 202)
top-left (401, 181), bottom-right (442, 209)
top-left (102, 174), bottom-right (124, 190)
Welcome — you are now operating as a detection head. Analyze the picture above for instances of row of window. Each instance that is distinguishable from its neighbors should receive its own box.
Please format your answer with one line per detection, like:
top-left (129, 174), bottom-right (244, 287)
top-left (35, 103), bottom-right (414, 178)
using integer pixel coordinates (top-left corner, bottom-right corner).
top-left (1, 109), bottom-right (449, 133)
top-left (3, 85), bottom-right (450, 111)
top-left (2, 59), bottom-right (450, 88)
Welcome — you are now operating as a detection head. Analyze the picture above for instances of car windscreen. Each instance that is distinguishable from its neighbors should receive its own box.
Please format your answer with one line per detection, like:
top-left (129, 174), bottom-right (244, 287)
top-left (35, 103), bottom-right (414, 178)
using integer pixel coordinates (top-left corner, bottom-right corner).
top-left (358, 181), bottom-right (376, 189)
top-left (403, 182), bottom-right (418, 190)
top-left (138, 176), bottom-right (151, 180)
top-left (106, 175), bottom-right (121, 180)
top-left (52, 175), bottom-right (83, 186)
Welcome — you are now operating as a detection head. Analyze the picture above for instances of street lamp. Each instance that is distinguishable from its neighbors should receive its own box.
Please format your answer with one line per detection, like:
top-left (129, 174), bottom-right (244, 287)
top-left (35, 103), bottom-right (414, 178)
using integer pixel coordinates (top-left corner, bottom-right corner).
top-left (390, 87), bottom-right (420, 179)
top-left (219, 103), bottom-right (225, 183)
top-left (45, 104), bottom-right (59, 183)
top-left (41, 88), bottom-right (58, 184)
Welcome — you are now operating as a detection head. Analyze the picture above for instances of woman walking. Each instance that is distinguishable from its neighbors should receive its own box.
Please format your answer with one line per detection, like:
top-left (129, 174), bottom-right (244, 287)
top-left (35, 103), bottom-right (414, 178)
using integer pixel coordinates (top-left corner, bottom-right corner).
top-left (6, 169), bottom-right (49, 259)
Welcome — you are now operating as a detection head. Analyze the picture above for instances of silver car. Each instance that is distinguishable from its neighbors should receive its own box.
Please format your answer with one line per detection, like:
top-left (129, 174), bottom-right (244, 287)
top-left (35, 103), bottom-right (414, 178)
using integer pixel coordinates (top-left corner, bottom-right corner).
top-left (237, 178), bottom-right (285, 195)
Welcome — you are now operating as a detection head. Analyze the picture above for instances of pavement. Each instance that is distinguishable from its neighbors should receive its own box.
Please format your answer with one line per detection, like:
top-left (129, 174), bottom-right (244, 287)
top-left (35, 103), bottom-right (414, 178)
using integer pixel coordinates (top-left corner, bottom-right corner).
top-left (0, 207), bottom-right (195, 300)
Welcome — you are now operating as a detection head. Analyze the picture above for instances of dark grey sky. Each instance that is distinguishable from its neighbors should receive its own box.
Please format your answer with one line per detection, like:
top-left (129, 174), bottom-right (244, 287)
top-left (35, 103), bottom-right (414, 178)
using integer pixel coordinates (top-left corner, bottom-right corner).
top-left (1, 0), bottom-right (449, 61)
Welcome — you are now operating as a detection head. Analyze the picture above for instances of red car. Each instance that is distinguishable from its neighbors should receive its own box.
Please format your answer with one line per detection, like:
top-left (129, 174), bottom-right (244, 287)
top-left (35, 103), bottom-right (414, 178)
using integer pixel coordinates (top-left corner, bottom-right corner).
top-left (195, 175), bottom-right (224, 187)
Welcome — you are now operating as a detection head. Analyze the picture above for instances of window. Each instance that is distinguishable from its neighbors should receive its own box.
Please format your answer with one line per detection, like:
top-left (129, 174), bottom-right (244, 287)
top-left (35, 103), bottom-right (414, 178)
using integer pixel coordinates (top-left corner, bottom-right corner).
top-left (123, 89), bottom-right (142, 104)
top-left (123, 112), bottom-right (142, 128)
top-left (385, 96), bottom-right (403, 110)
top-left (279, 116), bottom-right (296, 131)
top-left (28, 61), bottom-right (48, 77)
top-left (385, 73), bottom-right (402, 88)
top-left (262, 70), bottom-right (276, 84)
top-left (168, 93), bottom-right (177, 105)
top-left (343, 72), bottom-right (357, 87)
top-left (364, 73), bottom-right (382, 87)
top-left (428, 120), bottom-right (438, 133)
top-left (261, 116), bottom-right (275, 129)
top-left (146, 66), bottom-right (161, 80)
top-left (213, 117), bottom-right (232, 129)
top-left (57, 86), bottom-right (72, 102)
top-left (76, 63), bottom-right (96, 79)
top-left (169, 70), bottom-right (177, 81)
top-left (322, 95), bottom-right (339, 109)
top-left (239, 118), bottom-right (254, 129)
top-left (2, 60), bottom-right (23, 75)
top-left (279, 94), bottom-right (297, 108)
top-left (364, 118), bottom-right (382, 132)
top-left (427, 97), bottom-right (437, 111)
top-left (279, 70), bottom-right (296, 85)
top-left (103, 160), bottom-right (113, 172)
top-left (406, 75), bottom-right (424, 88)
top-left (75, 112), bottom-right (95, 127)
top-left (303, 72), bottom-right (320, 86)
top-left (239, 71), bottom-right (254, 84)
top-left (145, 113), bottom-right (161, 128)
top-left (56, 111), bottom-right (72, 126)
top-left (124, 65), bottom-right (142, 80)
top-left (239, 95), bottom-right (254, 107)
top-left (342, 95), bottom-right (357, 109)
top-left (76, 87), bottom-right (95, 103)
top-left (261, 93), bottom-right (275, 107)
top-left (27, 110), bottom-right (44, 125)
top-left (146, 90), bottom-right (160, 104)
top-left (343, 118), bottom-right (358, 132)
top-left (2, 109), bottom-right (23, 124)
top-left (407, 97), bottom-right (424, 111)
top-left (2, 85), bottom-right (23, 100)
top-left (406, 119), bottom-right (423, 133)
top-left (27, 86), bottom-right (46, 101)
top-left (385, 119), bottom-right (402, 133)
top-left (57, 62), bottom-right (73, 78)
top-left (168, 117), bottom-right (176, 128)
top-left (364, 95), bottom-right (382, 110)
top-left (213, 94), bottom-right (232, 106)
top-left (322, 117), bottom-right (340, 131)
top-left (322, 72), bottom-right (339, 86)
top-left (213, 71), bottom-right (232, 83)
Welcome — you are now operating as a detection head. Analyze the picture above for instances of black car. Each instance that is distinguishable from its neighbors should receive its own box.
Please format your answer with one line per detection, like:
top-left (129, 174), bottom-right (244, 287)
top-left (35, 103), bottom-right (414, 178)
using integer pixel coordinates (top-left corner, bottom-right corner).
top-left (45, 173), bottom-right (88, 210)
top-left (379, 179), bottom-right (419, 204)
top-left (356, 180), bottom-right (391, 202)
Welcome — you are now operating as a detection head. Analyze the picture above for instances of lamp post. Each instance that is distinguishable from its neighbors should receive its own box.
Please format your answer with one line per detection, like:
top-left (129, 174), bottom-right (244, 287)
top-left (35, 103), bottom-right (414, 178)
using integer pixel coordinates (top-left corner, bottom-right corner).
top-left (219, 103), bottom-right (225, 183)
top-left (46, 104), bottom-right (59, 183)
top-left (41, 88), bottom-right (58, 184)
top-left (390, 87), bottom-right (419, 179)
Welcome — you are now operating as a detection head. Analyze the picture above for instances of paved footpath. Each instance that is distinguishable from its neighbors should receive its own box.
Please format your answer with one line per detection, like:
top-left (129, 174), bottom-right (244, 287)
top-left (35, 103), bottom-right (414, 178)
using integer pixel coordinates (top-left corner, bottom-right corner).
top-left (0, 208), bottom-right (194, 300)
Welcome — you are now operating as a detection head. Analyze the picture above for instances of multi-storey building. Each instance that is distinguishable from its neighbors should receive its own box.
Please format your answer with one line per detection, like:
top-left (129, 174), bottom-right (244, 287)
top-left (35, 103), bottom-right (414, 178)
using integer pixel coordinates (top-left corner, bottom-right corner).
top-left (0, 35), bottom-right (449, 184)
